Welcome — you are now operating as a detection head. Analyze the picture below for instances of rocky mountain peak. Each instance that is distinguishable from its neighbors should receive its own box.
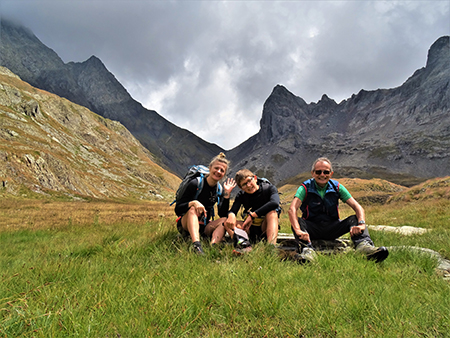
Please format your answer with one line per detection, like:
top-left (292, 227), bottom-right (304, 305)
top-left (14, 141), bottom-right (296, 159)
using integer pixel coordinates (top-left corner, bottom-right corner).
top-left (426, 36), bottom-right (449, 70)
top-left (230, 36), bottom-right (450, 185)
top-left (85, 55), bottom-right (103, 65)
top-left (68, 55), bottom-right (133, 109)
top-left (317, 94), bottom-right (337, 105)
top-left (259, 85), bottom-right (309, 145)
top-left (0, 19), bottom-right (65, 84)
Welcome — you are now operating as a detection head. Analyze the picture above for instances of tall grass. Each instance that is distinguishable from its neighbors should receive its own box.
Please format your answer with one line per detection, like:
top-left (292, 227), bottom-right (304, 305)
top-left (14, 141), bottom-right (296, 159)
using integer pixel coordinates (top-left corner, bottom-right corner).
top-left (0, 198), bottom-right (449, 337)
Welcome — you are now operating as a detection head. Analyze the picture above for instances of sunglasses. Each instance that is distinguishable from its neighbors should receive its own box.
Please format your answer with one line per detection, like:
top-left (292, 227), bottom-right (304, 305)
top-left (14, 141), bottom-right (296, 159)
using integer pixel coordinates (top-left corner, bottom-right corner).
top-left (314, 170), bottom-right (331, 175)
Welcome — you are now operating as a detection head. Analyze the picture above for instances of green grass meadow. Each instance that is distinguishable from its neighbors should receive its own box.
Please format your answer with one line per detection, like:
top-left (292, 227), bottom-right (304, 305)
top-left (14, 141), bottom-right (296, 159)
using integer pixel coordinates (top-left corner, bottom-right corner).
top-left (1, 198), bottom-right (450, 337)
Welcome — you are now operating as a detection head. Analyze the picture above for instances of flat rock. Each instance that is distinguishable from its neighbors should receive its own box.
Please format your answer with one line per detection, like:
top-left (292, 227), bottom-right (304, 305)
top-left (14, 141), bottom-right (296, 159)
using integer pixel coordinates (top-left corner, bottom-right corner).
top-left (388, 246), bottom-right (450, 281)
top-left (277, 233), bottom-right (449, 280)
top-left (369, 225), bottom-right (429, 235)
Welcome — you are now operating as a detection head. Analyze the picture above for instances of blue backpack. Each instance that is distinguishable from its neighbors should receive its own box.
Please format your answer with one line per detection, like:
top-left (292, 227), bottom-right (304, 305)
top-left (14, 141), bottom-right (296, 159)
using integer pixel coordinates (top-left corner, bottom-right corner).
top-left (170, 165), bottom-right (223, 219)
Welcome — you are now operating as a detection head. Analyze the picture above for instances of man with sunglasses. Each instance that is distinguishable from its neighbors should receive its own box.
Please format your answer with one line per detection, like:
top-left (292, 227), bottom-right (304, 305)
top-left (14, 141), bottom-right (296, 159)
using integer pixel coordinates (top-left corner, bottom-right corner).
top-left (288, 157), bottom-right (389, 263)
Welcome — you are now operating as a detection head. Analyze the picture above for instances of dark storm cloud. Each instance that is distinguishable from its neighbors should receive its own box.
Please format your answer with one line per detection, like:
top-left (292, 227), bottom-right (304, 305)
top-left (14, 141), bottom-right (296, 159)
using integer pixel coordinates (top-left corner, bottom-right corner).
top-left (2, 0), bottom-right (449, 149)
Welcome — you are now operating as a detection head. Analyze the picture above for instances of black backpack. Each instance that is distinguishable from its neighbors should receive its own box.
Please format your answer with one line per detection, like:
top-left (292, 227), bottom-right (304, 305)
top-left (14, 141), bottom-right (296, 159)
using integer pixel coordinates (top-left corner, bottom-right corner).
top-left (170, 165), bottom-right (223, 218)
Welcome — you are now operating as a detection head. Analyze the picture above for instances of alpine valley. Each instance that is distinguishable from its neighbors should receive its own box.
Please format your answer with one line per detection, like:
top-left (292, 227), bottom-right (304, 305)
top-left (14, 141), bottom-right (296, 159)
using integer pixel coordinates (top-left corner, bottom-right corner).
top-left (1, 19), bottom-right (449, 192)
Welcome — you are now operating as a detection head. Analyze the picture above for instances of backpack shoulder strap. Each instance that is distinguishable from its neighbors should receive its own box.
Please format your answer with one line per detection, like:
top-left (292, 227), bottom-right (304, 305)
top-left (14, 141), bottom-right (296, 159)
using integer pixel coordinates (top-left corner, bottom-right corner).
top-left (194, 174), bottom-right (206, 200)
top-left (216, 182), bottom-right (223, 204)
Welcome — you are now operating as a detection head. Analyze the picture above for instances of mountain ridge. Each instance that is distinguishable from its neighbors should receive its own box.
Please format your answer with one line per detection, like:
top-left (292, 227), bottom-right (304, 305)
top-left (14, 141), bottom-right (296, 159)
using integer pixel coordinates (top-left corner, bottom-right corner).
top-left (1, 18), bottom-right (449, 186)
top-left (228, 36), bottom-right (450, 185)
top-left (0, 19), bottom-right (223, 177)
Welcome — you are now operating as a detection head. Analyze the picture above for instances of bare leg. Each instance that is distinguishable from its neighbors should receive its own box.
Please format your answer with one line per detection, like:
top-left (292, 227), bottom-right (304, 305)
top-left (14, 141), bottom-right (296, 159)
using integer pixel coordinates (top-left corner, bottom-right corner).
top-left (181, 206), bottom-right (201, 243)
top-left (261, 210), bottom-right (279, 245)
top-left (205, 217), bottom-right (227, 244)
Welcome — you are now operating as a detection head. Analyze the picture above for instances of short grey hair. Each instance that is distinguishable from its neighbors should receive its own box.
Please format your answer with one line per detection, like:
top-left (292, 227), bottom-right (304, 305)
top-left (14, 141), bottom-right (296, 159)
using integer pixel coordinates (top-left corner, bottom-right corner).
top-left (311, 157), bottom-right (333, 172)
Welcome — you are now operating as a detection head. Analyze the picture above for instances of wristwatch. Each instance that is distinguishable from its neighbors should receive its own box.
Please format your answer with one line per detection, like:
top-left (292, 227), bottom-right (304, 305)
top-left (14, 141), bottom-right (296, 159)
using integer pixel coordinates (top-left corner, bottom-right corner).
top-left (358, 220), bottom-right (366, 225)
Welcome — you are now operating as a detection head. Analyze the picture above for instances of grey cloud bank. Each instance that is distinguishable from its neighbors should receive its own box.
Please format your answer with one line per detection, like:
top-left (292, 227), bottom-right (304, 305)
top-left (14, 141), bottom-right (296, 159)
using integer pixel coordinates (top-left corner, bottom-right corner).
top-left (1, 0), bottom-right (449, 149)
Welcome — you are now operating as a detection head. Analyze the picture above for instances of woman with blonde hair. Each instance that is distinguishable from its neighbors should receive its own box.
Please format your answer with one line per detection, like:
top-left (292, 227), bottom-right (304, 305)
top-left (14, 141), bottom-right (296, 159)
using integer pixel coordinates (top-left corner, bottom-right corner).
top-left (174, 153), bottom-right (236, 254)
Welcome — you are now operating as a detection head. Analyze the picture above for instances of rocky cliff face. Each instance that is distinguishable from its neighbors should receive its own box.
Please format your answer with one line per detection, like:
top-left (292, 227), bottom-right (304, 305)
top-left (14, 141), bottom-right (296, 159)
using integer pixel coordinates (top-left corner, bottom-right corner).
top-left (0, 66), bottom-right (180, 200)
top-left (229, 36), bottom-right (450, 185)
top-left (0, 19), bottom-right (223, 178)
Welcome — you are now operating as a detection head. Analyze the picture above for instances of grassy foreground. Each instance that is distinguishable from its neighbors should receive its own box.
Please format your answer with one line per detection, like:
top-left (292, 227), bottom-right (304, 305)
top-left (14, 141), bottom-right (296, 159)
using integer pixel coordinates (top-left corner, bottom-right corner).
top-left (1, 198), bottom-right (449, 337)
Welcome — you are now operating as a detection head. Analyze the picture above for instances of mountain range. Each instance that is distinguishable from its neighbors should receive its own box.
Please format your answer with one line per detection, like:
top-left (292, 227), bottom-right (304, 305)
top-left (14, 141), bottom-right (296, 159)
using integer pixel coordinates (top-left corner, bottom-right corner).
top-left (1, 19), bottom-right (449, 187)
top-left (229, 36), bottom-right (449, 185)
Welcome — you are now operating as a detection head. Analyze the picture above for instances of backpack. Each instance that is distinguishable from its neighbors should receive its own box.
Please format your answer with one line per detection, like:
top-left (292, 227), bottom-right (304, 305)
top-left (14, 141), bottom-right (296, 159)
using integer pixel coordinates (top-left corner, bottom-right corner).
top-left (257, 177), bottom-right (283, 214)
top-left (238, 176), bottom-right (283, 219)
top-left (257, 177), bottom-right (272, 186)
top-left (170, 165), bottom-right (223, 219)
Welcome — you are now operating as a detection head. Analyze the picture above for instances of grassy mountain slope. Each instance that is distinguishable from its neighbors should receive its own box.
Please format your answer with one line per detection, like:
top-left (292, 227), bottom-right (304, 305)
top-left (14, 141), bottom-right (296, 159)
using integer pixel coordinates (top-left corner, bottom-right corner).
top-left (0, 66), bottom-right (180, 201)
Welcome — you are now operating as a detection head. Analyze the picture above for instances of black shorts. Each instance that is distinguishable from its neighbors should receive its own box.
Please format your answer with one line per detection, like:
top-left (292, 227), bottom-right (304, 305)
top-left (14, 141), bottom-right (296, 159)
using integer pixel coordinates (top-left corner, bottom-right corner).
top-left (249, 225), bottom-right (265, 243)
top-left (248, 223), bottom-right (280, 243)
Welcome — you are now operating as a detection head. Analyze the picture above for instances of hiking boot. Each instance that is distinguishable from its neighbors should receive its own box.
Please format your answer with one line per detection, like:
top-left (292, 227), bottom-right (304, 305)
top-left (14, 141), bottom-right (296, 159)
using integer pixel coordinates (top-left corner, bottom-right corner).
top-left (292, 246), bottom-right (317, 264)
top-left (302, 247), bottom-right (317, 261)
top-left (355, 241), bottom-right (389, 263)
top-left (192, 242), bottom-right (205, 255)
top-left (236, 239), bottom-right (252, 249)
top-left (233, 228), bottom-right (251, 249)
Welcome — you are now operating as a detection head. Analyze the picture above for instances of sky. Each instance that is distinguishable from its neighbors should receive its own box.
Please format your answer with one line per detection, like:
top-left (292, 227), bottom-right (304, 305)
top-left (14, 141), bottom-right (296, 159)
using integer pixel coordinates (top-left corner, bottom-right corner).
top-left (1, 1), bottom-right (449, 150)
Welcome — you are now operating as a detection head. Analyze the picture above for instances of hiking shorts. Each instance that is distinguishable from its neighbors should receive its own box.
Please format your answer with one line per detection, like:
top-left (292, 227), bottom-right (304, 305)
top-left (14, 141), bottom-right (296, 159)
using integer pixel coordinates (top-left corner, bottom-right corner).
top-left (248, 218), bottom-right (280, 243)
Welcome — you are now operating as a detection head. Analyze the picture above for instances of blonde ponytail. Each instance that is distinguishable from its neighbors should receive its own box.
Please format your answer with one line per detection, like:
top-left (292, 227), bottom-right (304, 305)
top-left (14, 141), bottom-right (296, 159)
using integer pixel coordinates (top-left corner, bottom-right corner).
top-left (209, 152), bottom-right (230, 168)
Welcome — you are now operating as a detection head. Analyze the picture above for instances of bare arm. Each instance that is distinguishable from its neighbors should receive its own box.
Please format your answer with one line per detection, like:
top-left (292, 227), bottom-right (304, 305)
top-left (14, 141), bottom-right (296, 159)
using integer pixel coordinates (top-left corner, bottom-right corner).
top-left (288, 197), bottom-right (310, 242)
top-left (345, 197), bottom-right (366, 236)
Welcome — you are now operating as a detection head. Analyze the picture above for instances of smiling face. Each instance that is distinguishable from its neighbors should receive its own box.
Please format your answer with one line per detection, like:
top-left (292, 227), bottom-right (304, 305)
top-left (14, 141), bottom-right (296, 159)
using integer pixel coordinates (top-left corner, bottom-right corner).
top-left (312, 160), bottom-right (333, 188)
top-left (238, 175), bottom-right (259, 194)
top-left (208, 160), bottom-right (227, 182)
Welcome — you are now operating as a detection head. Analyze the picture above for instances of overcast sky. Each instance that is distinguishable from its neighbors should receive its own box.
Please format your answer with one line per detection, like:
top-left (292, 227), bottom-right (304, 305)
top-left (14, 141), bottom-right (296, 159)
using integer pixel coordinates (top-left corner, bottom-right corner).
top-left (2, 1), bottom-right (449, 149)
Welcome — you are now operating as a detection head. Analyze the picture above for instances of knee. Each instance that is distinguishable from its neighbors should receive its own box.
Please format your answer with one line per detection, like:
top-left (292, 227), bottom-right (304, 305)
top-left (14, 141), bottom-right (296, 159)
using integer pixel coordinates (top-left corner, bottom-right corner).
top-left (183, 207), bottom-right (200, 225)
top-left (266, 210), bottom-right (277, 219)
top-left (187, 206), bottom-right (198, 216)
top-left (266, 211), bottom-right (279, 224)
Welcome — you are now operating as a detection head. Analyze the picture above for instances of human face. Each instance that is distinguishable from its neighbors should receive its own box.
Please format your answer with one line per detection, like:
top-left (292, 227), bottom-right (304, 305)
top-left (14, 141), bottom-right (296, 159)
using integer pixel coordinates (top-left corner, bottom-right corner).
top-left (209, 161), bottom-right (227, 182)
top-left (312, 161), bottom-right (333, 188)
top-left (239, 176), bottom-right (259, 194)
